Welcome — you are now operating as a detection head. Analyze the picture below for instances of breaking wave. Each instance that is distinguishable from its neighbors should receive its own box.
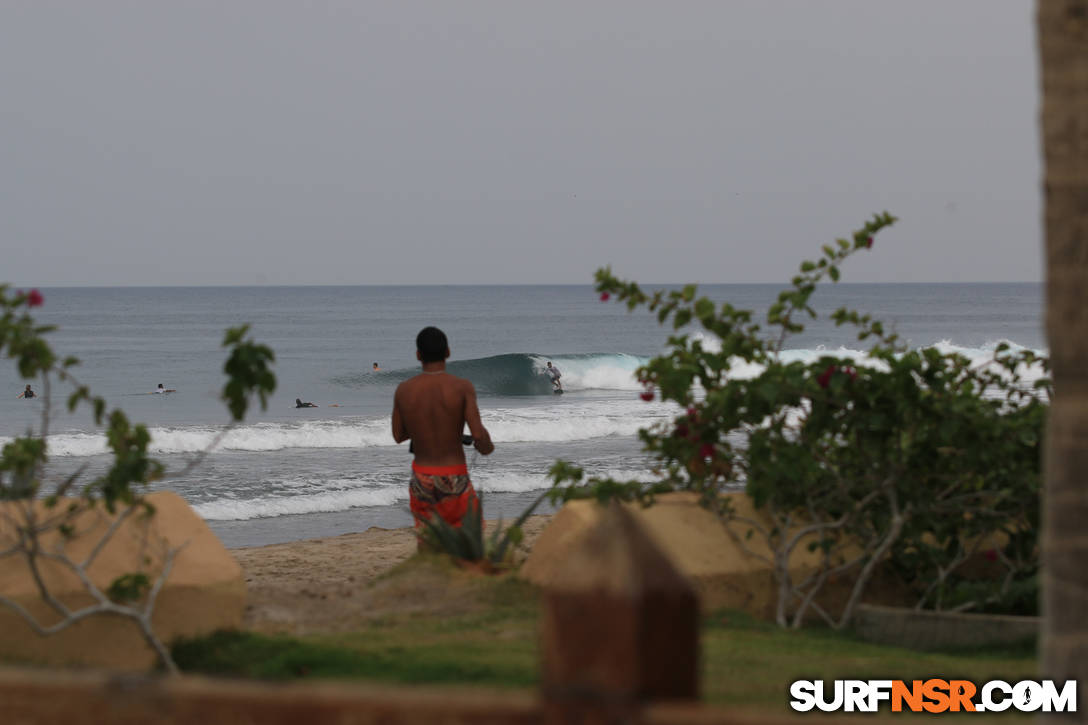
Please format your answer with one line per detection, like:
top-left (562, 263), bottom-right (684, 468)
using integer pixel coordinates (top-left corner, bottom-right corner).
top-left (332, 352), bottom-right (649, 395)
top-left (28, 401), bottom-right (674, 458)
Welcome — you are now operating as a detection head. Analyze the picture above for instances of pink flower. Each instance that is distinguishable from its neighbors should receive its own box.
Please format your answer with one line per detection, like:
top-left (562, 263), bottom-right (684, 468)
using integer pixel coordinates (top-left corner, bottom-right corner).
top-left (817, 364), bottom-right (859, 389)
top-left (867, 236), bottom-right (874, 249)
top-left (599, 292), bottom-right (610, 302)
top-left (686, 406), bottom-right (698, 420)
top-left (984, 549), bottom-right (998, 562)
top-left (640, 390), bottom-right (654, 402)
top-left (699, 443), bottom-right (715, 459)
top-left (26, 289), bottom-right (43, 307)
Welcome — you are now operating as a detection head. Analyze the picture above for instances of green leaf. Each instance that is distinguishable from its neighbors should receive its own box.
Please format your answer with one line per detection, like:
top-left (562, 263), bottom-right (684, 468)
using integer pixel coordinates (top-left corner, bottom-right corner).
top-left (694, 298), bottom-right (715, 320)
top-left (107, 573), bottom-right (151, 604)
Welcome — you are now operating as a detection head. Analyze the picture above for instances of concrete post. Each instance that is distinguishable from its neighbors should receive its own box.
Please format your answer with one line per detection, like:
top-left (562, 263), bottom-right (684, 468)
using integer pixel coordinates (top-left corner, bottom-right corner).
top-left (540, 500), bottom-right (699, 722)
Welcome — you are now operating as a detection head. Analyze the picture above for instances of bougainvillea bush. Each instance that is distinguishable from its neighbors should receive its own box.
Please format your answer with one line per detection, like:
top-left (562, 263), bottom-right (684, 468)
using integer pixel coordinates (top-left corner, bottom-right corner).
top-left (550, 214), bottom-right (1047, 627)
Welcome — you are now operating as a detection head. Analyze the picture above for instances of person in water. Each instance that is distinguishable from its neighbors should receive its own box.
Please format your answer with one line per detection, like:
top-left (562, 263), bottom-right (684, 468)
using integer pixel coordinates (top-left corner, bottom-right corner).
top-left (17, 384), bottom-right (35, 399)
top-left (392, 326), bottom-right (494, 535)
top-left (154, 384), bottom-right (176, 394)
top-left (295, 398), bottom-right (318, 408)
top-left (545, 361), bottom-right (562, 391)
top-left (372, 362), bottom-right (381, 372)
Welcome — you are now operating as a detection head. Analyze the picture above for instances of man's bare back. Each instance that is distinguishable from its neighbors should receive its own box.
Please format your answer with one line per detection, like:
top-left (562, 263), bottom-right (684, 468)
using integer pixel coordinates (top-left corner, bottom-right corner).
top-left (392, 329), bottom-right (494, 467)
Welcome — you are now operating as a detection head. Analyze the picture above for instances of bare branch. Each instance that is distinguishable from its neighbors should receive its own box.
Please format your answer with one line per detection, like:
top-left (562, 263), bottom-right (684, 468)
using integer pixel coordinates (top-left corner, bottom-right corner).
top-left (0, 592), bottom-right (130, 636)
top-left (835, 496), bottom-right (909, 629)
top-left (81, 504), bottom-right (137, 570)
top-left (719, 513), bottom-right (775, 568)
top-left (143, 543), bottom-right (183, 618)
top-left (32, 496), bottom-right (94, 537)
top-left (47, 463), bottom-right (90, 502)
top-left (20, 547), bottom-right (76, 620)
top-left (33, 550), bottom-right (112, 609)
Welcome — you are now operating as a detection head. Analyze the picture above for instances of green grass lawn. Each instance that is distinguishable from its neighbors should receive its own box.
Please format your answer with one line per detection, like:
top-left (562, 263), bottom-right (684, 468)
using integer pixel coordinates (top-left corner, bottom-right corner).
top-left (172, 561), bottom-right (1037, 711)
top-left (700, 611), bottom-right (1035, 707)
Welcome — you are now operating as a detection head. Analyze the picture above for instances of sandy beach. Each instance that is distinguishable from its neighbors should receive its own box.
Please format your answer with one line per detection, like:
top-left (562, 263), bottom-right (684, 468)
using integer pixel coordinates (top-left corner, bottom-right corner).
top-left (230, 516), bottom-right (552, 635)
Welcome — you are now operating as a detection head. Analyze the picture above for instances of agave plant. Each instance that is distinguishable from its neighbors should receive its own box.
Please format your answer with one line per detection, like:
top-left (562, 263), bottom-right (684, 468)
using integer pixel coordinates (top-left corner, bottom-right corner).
top-left (417, 491), bottom-right (548, 567)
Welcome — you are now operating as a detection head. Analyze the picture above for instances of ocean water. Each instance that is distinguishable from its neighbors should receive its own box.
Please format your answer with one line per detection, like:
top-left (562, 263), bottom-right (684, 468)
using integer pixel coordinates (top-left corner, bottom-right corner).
top-left (0, 283), bottom-right (1044, 548)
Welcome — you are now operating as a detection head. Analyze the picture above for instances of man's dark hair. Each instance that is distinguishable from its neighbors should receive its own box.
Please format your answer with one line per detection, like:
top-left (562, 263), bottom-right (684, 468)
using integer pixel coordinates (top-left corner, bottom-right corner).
top-left (416, 326), bottom-right (449, 363)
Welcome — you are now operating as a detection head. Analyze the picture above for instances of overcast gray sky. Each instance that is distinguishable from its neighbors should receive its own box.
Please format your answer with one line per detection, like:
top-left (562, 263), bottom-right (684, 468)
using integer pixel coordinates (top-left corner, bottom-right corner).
top-left (2, 1), bottom-right (1040, 286)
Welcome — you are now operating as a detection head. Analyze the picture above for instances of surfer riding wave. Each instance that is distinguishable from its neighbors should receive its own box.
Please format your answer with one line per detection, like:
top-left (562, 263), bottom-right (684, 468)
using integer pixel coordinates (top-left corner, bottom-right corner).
top-left (545, 361), bottom-right (562, 392)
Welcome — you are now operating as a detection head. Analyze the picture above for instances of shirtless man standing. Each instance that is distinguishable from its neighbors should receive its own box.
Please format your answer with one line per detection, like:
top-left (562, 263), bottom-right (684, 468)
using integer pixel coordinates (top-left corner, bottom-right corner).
top-left (392, 326), bottom-right (494, 531)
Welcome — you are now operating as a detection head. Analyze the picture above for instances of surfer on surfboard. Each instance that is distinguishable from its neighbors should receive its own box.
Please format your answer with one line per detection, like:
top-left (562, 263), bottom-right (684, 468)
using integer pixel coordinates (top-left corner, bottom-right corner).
top-left (545, 361), bottom-right (563, 393)
top-left (153, 383), bottom-right (176, 394)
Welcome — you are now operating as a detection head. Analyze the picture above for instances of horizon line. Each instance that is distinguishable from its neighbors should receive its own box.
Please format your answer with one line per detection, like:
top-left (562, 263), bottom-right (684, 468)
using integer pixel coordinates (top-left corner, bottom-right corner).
top-left (6, 280), bottom-right (1045, 289)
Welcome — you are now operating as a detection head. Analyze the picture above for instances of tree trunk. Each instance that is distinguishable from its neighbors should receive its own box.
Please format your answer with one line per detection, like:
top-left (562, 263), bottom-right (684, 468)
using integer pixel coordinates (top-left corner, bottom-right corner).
top-left (1039, 0), bottom-right (1088, 718)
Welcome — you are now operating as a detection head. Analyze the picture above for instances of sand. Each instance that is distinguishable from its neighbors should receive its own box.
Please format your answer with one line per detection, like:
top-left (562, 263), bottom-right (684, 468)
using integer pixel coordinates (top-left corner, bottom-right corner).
top-left (230, 516), bottom-right (552, 635)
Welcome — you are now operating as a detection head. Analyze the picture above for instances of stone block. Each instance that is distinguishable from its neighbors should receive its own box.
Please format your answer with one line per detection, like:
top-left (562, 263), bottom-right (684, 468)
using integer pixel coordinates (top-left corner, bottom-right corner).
top-left (522, 492), bottom-right (905, 619)
top-left (852, 604), bottom-right (1039, 650)
top-left (0, 491), bottom-right (246, 670)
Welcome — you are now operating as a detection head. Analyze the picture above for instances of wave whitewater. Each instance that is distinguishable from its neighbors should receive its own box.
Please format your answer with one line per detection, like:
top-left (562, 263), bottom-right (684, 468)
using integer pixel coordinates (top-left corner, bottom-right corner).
top-left (29, 403), bottom-right (672, 458)
top-left (193, 467), bottom-right (660, 521)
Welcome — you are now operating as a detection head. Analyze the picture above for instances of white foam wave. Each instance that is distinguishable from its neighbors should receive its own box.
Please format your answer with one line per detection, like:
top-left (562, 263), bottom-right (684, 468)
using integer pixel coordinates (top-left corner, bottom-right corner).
top-left (193, 486), bottom-right (402, 521)
top-left (529, 354), bottom-right (646, 391)
top-left (31, 403), bottom-right (672, 458)
top-left (485, 408), bottom-right (668, 443)
top-left (725, 346), bottom-right (892, 380)
top-left (719, 340), bottom-right (1048, 391)
top-left (38, 419), bottom-right (393, 458)
top-left (689, 332), bottom-right (722, 354)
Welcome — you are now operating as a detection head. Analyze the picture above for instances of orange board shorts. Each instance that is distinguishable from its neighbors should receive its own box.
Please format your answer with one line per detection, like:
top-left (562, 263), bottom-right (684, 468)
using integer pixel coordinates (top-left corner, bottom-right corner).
top-left (409, 462), bottom-right (480, 529)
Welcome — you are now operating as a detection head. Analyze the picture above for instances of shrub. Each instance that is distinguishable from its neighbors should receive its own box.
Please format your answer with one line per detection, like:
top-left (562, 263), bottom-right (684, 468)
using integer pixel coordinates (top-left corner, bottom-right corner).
top-left (550, 214), bottom-right (1047, 626)
top-left (417, 491), bottom-right (548, 569)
